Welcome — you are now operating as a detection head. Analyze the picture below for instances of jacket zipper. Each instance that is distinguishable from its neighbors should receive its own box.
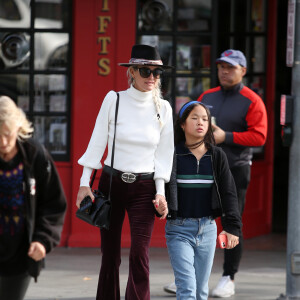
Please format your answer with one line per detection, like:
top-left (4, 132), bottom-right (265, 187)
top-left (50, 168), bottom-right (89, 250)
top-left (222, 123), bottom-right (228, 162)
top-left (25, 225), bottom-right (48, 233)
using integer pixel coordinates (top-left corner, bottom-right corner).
top-left (210, 153), bottom-right (225, 217)
top-left (177, 152), bottom-right (200, 174)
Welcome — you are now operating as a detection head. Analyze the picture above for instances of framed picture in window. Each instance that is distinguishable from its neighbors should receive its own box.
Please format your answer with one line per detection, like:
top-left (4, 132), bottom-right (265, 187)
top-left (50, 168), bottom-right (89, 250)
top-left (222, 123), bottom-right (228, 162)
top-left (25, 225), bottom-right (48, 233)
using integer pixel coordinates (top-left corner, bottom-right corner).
top-left (18, 95), bottom-right (29, 112)
top-left (49, 94), bottom-right (66, 112)
top-left (49, 123), bottom-right (67, 154)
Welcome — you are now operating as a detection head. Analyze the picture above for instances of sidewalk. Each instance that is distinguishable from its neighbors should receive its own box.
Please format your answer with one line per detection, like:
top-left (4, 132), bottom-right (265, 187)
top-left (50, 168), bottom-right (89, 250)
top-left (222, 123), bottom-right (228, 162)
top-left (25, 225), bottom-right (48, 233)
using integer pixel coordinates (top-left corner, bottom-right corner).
top-left (25, 233), bottom-right (287, 300)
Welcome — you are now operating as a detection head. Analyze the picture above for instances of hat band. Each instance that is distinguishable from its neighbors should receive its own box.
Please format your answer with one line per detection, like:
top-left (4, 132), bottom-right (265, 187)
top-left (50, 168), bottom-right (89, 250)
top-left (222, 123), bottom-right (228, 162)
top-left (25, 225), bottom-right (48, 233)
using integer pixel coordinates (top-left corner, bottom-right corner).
top-left (129, 58), bottom-right (163, 65)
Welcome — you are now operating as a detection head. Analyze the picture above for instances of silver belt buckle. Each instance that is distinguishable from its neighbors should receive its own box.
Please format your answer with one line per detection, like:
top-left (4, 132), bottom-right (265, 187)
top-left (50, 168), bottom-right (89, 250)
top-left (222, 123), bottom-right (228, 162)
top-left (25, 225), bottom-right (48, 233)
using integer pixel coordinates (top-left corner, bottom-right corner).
top-left (121, 172), bottom-right (136, 183)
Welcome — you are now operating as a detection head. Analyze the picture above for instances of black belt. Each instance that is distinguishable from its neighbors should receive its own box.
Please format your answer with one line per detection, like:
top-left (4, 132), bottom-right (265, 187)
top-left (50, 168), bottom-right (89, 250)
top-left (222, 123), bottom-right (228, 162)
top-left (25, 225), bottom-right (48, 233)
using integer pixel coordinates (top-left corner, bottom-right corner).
top-left (103, 165), bottom-right (154, 183)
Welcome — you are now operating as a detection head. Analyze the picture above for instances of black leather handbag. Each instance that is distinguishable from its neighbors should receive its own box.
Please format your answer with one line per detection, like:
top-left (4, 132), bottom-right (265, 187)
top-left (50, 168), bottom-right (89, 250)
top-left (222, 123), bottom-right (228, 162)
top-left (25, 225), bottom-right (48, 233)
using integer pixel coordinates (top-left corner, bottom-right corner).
top-left (76, 92), bottom-right (119, 229)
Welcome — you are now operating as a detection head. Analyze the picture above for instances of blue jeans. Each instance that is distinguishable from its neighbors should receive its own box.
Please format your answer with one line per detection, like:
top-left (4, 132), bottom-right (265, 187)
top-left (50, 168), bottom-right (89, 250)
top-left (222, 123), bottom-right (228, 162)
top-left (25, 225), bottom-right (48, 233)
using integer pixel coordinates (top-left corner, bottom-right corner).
top-left (165, 217), bottom-right (217, 300)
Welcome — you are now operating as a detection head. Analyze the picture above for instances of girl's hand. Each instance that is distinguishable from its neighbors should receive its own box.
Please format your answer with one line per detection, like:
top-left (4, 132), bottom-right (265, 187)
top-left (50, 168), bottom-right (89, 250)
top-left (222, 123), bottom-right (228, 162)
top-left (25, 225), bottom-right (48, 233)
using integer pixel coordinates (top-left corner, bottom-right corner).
top-left (76, 186), bottom-right (94, 208)
top-left (153, 194), bottom-right (168, 219)
top-left (220, 230), bottom-right (239, 249)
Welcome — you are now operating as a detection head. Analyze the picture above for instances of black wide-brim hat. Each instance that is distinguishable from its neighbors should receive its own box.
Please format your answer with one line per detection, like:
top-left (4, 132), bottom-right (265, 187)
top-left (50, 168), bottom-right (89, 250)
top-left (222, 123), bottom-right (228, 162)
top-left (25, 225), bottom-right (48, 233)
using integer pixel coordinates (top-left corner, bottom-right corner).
top-left (119, 44), bottom-right (173, 69)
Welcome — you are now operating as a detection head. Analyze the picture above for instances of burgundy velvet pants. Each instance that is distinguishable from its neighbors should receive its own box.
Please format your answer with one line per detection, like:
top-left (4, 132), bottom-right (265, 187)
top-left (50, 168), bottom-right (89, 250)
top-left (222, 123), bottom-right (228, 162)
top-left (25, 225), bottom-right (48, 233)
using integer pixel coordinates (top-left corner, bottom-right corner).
top-left (96, 171), bottom-right (156, 300)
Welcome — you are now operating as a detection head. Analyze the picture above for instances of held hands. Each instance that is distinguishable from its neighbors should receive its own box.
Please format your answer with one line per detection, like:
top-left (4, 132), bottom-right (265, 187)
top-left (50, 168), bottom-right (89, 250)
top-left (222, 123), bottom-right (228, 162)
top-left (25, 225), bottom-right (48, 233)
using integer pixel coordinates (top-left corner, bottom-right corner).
top-left (220, 230), bottom-right (239, 249)
top-left (28, 241), bottom-right (46, 261)
top-left (76, 186), bottom-right (94, 208)
top-left (152, 194), bottom-right (168, 219)
top-left (212, 124), bottom-right (226, 144)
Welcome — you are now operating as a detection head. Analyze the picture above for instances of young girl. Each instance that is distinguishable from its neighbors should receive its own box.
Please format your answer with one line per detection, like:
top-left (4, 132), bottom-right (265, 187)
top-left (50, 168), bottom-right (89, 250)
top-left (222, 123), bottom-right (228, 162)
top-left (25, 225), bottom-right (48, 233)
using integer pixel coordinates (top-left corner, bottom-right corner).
top-left (165, 101), bottom-right (242, 300)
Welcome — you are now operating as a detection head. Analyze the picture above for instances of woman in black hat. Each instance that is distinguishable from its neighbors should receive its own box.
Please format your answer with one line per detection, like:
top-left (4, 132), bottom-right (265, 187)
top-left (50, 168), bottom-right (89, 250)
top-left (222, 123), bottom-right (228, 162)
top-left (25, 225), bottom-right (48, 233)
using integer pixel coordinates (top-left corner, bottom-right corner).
top-left (76, 44), bottom-right (174, 300)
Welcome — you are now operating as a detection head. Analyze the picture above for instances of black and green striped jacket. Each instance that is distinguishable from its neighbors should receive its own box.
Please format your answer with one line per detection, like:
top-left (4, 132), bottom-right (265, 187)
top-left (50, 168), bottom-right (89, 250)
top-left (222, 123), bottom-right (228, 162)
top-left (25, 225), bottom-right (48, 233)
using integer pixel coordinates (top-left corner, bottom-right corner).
top-left (166, 143), bottom-right (242, 237)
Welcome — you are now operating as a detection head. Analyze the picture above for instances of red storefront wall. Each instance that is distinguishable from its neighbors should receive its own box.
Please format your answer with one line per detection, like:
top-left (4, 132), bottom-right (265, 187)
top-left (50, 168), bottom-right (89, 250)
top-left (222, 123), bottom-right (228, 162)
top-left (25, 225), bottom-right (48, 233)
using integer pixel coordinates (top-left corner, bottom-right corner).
top-left (58, 0), bottom-right (276, 248)
top-left (67, 0), bottom-right (139, 247)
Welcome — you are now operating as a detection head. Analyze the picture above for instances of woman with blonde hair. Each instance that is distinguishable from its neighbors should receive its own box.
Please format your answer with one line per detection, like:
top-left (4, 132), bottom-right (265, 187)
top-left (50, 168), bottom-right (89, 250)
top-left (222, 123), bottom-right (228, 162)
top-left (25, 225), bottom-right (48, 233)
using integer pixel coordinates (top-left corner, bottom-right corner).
top-left (76, 44), bottom-right (174, 300)
top-left (0, 96), bottom-right (66, 300)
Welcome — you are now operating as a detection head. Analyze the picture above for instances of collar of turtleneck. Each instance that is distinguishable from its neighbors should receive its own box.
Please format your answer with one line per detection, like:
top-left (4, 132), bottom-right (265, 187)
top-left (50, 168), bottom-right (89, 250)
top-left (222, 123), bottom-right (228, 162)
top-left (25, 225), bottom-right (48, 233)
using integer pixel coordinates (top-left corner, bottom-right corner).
top-left (126, 84), bottom-right (153, 102)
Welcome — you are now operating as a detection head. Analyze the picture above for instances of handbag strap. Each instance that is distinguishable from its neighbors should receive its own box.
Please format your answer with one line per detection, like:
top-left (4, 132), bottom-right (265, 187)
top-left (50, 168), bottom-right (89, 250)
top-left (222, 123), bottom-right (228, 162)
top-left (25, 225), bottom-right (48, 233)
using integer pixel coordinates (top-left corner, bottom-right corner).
top-left (90, 92), bottom-right (120, 201)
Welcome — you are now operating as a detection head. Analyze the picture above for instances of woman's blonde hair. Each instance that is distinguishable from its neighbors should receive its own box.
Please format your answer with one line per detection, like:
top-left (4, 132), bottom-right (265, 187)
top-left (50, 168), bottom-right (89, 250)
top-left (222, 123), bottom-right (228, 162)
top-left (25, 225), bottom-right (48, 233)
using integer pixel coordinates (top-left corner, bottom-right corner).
top-left (0, 95), bottom-right (34, 140)
top-left (127, 66), bottom-right (164, 127)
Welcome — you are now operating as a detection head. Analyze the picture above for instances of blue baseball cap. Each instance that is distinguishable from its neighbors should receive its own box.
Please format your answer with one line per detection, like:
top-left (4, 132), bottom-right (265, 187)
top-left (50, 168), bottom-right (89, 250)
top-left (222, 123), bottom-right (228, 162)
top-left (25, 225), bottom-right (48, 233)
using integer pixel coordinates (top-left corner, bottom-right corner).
top-left (216, 49), bottom-right (247, 68)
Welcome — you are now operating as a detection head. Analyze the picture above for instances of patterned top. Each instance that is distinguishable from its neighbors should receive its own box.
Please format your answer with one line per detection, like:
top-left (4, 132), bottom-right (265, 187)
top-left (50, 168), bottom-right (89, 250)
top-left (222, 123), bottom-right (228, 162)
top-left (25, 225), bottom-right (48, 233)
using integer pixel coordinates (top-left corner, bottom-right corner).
top-left (0, 153), bottom-right (28, 275)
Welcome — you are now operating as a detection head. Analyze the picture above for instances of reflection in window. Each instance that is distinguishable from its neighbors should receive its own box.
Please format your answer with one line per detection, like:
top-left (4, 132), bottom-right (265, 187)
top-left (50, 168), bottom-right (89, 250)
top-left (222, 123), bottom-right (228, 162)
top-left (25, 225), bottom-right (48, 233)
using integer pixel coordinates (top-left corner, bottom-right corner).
top-left (175, 76), bottom-right (210, 113)
top-left (138, 0), bottom-right (173, 31)
top-left (0, 0), bottom-right (27, 24)
top-left (35, 33), bottom-right (69, 70)
top-left (250, 76), bottom-right (265, 99)
top-left (177, 37), bottom-right (211, 72)
top-left (35, 0), bottom-right (70, 29)
top-left (178, 0), bottom-right (212, 32)
top-left (0, 74), bottom-right (29, 105)
top-left (0, 32), bottom-right (30, 70)
top-left (253, 37), bottom-right (265, 73)
top-left (252, 0), bottom-right (265, 32)
top-left (138, 35), bottom-right (172, 68)
top-left (33, 75), bottom-right (67, 112)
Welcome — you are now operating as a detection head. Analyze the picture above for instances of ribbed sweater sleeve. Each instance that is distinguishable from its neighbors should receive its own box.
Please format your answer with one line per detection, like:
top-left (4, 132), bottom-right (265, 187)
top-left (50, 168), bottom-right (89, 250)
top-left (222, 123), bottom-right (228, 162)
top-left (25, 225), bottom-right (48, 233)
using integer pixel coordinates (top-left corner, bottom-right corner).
top-left (154, 101), bottom-right (174, 195)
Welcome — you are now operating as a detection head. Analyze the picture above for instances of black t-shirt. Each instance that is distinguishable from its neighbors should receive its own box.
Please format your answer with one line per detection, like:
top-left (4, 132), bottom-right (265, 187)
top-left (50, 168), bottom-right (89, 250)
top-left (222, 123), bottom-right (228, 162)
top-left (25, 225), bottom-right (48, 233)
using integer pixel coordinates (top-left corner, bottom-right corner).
top-left (0, 152), bottom-right (29, 276)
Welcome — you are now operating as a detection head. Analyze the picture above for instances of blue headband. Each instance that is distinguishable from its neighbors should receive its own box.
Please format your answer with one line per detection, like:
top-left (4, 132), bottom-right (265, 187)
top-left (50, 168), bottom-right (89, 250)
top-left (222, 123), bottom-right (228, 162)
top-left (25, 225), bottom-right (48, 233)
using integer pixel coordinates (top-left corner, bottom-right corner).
top-left (179, 101), bottom-right (199, 118)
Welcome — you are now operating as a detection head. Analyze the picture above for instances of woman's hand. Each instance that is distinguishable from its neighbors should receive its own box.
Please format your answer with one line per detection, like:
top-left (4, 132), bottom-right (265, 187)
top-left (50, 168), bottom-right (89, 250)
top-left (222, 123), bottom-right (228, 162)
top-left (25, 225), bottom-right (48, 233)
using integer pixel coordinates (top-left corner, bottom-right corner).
top-left (28, 241), bottom-right (46, 261)
top-left (76, 186), bottom-right (94, 208)
top-left (220, 230), bottom-right (239, 249)
top-left (153, 194), bottom-right (168, 219)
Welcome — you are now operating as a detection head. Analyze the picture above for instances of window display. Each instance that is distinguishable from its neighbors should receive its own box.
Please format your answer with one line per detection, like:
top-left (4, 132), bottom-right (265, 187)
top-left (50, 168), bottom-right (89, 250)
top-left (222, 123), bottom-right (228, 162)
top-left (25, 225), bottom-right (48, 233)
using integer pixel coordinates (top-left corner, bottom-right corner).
top-left (137, 0), bottom-right (267, 160)
top-left (0, 0), bottom-right (71, 160)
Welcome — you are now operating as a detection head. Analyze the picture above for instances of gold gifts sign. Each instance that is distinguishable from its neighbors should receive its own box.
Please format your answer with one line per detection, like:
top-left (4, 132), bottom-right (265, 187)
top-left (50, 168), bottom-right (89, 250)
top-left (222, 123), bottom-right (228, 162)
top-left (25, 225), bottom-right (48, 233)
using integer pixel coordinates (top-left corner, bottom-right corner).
top-left (97, 0), bottom-right (111, 76)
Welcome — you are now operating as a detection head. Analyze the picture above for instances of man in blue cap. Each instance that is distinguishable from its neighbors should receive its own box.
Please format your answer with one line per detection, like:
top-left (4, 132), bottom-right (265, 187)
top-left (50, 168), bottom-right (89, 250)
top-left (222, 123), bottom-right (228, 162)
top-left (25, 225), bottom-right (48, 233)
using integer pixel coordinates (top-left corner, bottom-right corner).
top-left (199, 49), bottom-right (268, 297)
top-left (163, 49), bottom-right (267, 297)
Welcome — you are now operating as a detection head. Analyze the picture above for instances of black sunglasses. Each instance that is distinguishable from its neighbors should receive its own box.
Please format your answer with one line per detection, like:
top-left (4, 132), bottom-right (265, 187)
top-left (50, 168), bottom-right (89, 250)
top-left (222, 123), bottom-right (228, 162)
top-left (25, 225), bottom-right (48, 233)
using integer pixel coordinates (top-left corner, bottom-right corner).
top-left (136, 67), bottom-right (164, 78)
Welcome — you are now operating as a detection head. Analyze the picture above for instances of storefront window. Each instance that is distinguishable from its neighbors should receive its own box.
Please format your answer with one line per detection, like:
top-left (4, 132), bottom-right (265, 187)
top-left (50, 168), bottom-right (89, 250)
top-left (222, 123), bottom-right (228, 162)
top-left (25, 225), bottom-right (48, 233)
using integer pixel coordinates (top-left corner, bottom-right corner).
top-left (0, 32), bottom-right (30, 70)
top-left (137, 0), bottom-right (214, 105)
top-left (175, 76), bottom-right (210, 114)
top-left (34, 0), bottom-right (70, 29)
top-left (177, 0), bottom-right (212, 32)
top-left (0, 0), bottom-right (71, 161)
top-left (137, 0), bottom-right (267, 159)
top-left (176, 36), bottom-right (211, 73)
top-left (34, 33), bottom-right (69, 70)
top-left (34, 116), bottom-right (67, 155)
top-left (252, 0), bottom-right (265, 32)
top-left (138, 0), bottom-right (173, 32)
top-left (139, 35), bottom-right (173, 67)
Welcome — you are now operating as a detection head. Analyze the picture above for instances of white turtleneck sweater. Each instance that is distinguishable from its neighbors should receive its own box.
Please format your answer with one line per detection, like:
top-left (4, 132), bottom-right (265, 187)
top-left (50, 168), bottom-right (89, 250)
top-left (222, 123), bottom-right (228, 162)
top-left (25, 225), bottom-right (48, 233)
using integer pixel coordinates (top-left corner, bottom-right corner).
top-left (78, 85), bottom-right (174, 196)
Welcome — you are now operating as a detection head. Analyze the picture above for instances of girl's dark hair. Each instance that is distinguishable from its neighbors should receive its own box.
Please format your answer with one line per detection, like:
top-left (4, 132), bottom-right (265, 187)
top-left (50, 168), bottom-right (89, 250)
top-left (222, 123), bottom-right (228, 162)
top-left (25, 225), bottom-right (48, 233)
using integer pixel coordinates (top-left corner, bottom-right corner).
top-left (174, 101), bottom-right (215, 147)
